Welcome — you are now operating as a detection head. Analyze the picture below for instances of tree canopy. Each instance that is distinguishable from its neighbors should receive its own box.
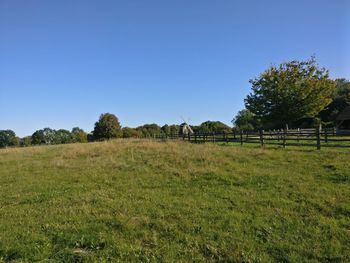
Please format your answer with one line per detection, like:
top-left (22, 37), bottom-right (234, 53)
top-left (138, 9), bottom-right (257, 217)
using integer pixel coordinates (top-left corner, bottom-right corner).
top-left (232, 109), bottom-right (259, 131)
top-left (136, 124), bottom-right (161, 137)
top-left (32, 128), bottom-right (56, 145)
top-left (0, 130), bottom-right (18, 148)
top-left (20, 136), bottom-right (32, 147)
top-left (93, 113), bottom-right (122, 140)
top-left (55, 129), bottom-right (73, 144)
top-left (320, 78), bottom-right (350, 123)
top-left (245, 57), bottom-right (336, 128)
top-left (71, 127), bottom-right (88, 143)
top-left (161, 125), bottom-right (179, 136)
top-left (195, 121), bottom-right (231, 134)
top-left (122, 127), bottom-right (140, 138)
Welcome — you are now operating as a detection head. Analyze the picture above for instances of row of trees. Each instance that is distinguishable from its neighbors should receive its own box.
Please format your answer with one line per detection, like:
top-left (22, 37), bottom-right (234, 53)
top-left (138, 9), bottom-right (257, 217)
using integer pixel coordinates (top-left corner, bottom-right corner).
top-left (233, 57), bottom-right (350, 131)
top-left (91, 113), bottom-right (231, 140)
top-left (127, 121), bottom-right (231, 138)
top-left (0, 114), bottom-right (232, 148)
top-left (0, 127), bottom-right (88, 148)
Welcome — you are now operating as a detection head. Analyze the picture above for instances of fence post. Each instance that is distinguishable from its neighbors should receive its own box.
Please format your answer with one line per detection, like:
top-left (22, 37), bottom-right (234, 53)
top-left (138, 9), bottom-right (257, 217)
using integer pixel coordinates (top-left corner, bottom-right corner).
top-left (316, 125), bottom-right (321, 150)
top-left (240, 130), bottom-right (243, 146)
top-left (324, 127), bottom-right (328, 143)
top-left (259, 129), bottom-right (264, 148)
top-left (283, 128), bottom-right (287, 148)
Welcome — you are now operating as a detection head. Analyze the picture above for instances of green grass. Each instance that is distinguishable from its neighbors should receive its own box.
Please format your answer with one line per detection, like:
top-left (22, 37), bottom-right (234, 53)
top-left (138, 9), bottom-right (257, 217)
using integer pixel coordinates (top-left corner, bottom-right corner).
top-left (0, 140), bottom-right (349, 262)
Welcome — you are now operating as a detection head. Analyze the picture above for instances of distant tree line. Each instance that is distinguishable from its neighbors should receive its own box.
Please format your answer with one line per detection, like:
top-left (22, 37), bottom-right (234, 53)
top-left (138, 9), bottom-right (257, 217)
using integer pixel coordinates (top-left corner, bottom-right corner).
top-left (0, 127), bottom-right (89, 148)
top-left (232, 57), bottom-right (350, 131)
top-left (123, 121), bottom-right (232, 139)
top-left (0, 113), bottom-right (232, 148)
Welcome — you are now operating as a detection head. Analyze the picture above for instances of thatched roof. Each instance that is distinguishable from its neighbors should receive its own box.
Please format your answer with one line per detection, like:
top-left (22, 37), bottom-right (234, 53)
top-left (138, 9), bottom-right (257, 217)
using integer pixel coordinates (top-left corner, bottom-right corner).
top-left (336, 106), bottom-right (350, 121)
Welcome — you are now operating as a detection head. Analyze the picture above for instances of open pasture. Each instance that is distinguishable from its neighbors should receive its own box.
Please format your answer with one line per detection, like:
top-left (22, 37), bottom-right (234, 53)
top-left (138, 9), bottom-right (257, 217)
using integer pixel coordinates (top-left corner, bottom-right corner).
top-left (0, 140), bottom-right (349, 262)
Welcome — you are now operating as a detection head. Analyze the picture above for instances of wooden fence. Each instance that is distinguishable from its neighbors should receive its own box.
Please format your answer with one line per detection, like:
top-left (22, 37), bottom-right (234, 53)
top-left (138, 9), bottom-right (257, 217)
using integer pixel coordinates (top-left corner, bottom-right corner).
top-left (151, 128), bottom-right (350, 149)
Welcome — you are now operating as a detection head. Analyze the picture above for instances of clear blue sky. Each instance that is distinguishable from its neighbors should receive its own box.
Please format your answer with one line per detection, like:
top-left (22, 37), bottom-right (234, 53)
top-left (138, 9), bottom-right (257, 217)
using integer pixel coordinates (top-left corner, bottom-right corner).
top-left (1, 0), bottom-right (349, 136)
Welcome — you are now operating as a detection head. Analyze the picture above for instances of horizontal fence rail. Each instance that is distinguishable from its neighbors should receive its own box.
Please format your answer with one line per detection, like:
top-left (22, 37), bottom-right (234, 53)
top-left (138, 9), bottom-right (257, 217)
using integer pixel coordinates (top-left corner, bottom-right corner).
top-left (149, 128), bottom-right (350, 150)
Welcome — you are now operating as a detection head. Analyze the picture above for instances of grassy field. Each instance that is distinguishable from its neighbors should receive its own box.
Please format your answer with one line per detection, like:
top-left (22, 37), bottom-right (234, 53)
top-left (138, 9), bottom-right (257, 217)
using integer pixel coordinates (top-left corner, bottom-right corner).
top-left (0, 140), bottom-right (349, 262)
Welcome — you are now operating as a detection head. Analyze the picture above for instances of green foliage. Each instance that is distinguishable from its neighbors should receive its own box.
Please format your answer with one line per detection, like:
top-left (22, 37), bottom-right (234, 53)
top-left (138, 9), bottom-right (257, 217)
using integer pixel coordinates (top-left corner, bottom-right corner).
top-left (93, 113), bottom-right (122, 140)
top-left (195, 121), bottom-right (231, 134)
top-left (71, 127), bottom-right (88, 143)
top-left (0, 130), bottom-right (18, 148)
top-left (31, 130), bottom-right (45, 145)
top-left (136, 124), bottom-right (161, 137)
top-left (20, 136), bottom-right (32, 147)
top-left (320, 78), bottom-right (350, 123)
top-left (0, 141), bottom-right (349, 261)
top-left (122, 127), bottom-right (140, 138)
top-left (161, 125), bottom-right (179, 136)
top-left (161, 125), bottom-right (170, 135)
top-left (169, 125), bottom-right (180, 135)
top-left (232, 109), bottom-right (260, 131)
top-left (245, 57), bottom-right (336, 128)
top-left (21, 137), bottom-right (29, 147)
top-left (55, 129), bottom-right (73, 144)
top-left (292, 117), bottom-right (322, 129)
top-left (13, 137), bottom-right (20, 147)
top-left (31, 128), bottom-right (57, 145)
top-left (30, 128), bottom-right (87, 145)
top-left (334, 78), bottom-right (350, 105)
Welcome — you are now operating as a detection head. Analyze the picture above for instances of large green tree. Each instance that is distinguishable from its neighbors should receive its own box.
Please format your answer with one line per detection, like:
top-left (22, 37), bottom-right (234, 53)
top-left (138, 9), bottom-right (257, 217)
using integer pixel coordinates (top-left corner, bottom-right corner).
top-left (245, 57), bottom-right (336, 128)
top-left (93, 113), bottom-right (122, 140)
top-left (0, 130), bottom-right (18, 148)
top-left (32, 128), bottom-right (56, 145)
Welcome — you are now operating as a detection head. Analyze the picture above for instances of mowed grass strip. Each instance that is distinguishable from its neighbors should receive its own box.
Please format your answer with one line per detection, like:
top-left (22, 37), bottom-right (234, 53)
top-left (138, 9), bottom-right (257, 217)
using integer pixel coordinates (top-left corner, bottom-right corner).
top-left (0, 140), bottom-right (349, 262)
